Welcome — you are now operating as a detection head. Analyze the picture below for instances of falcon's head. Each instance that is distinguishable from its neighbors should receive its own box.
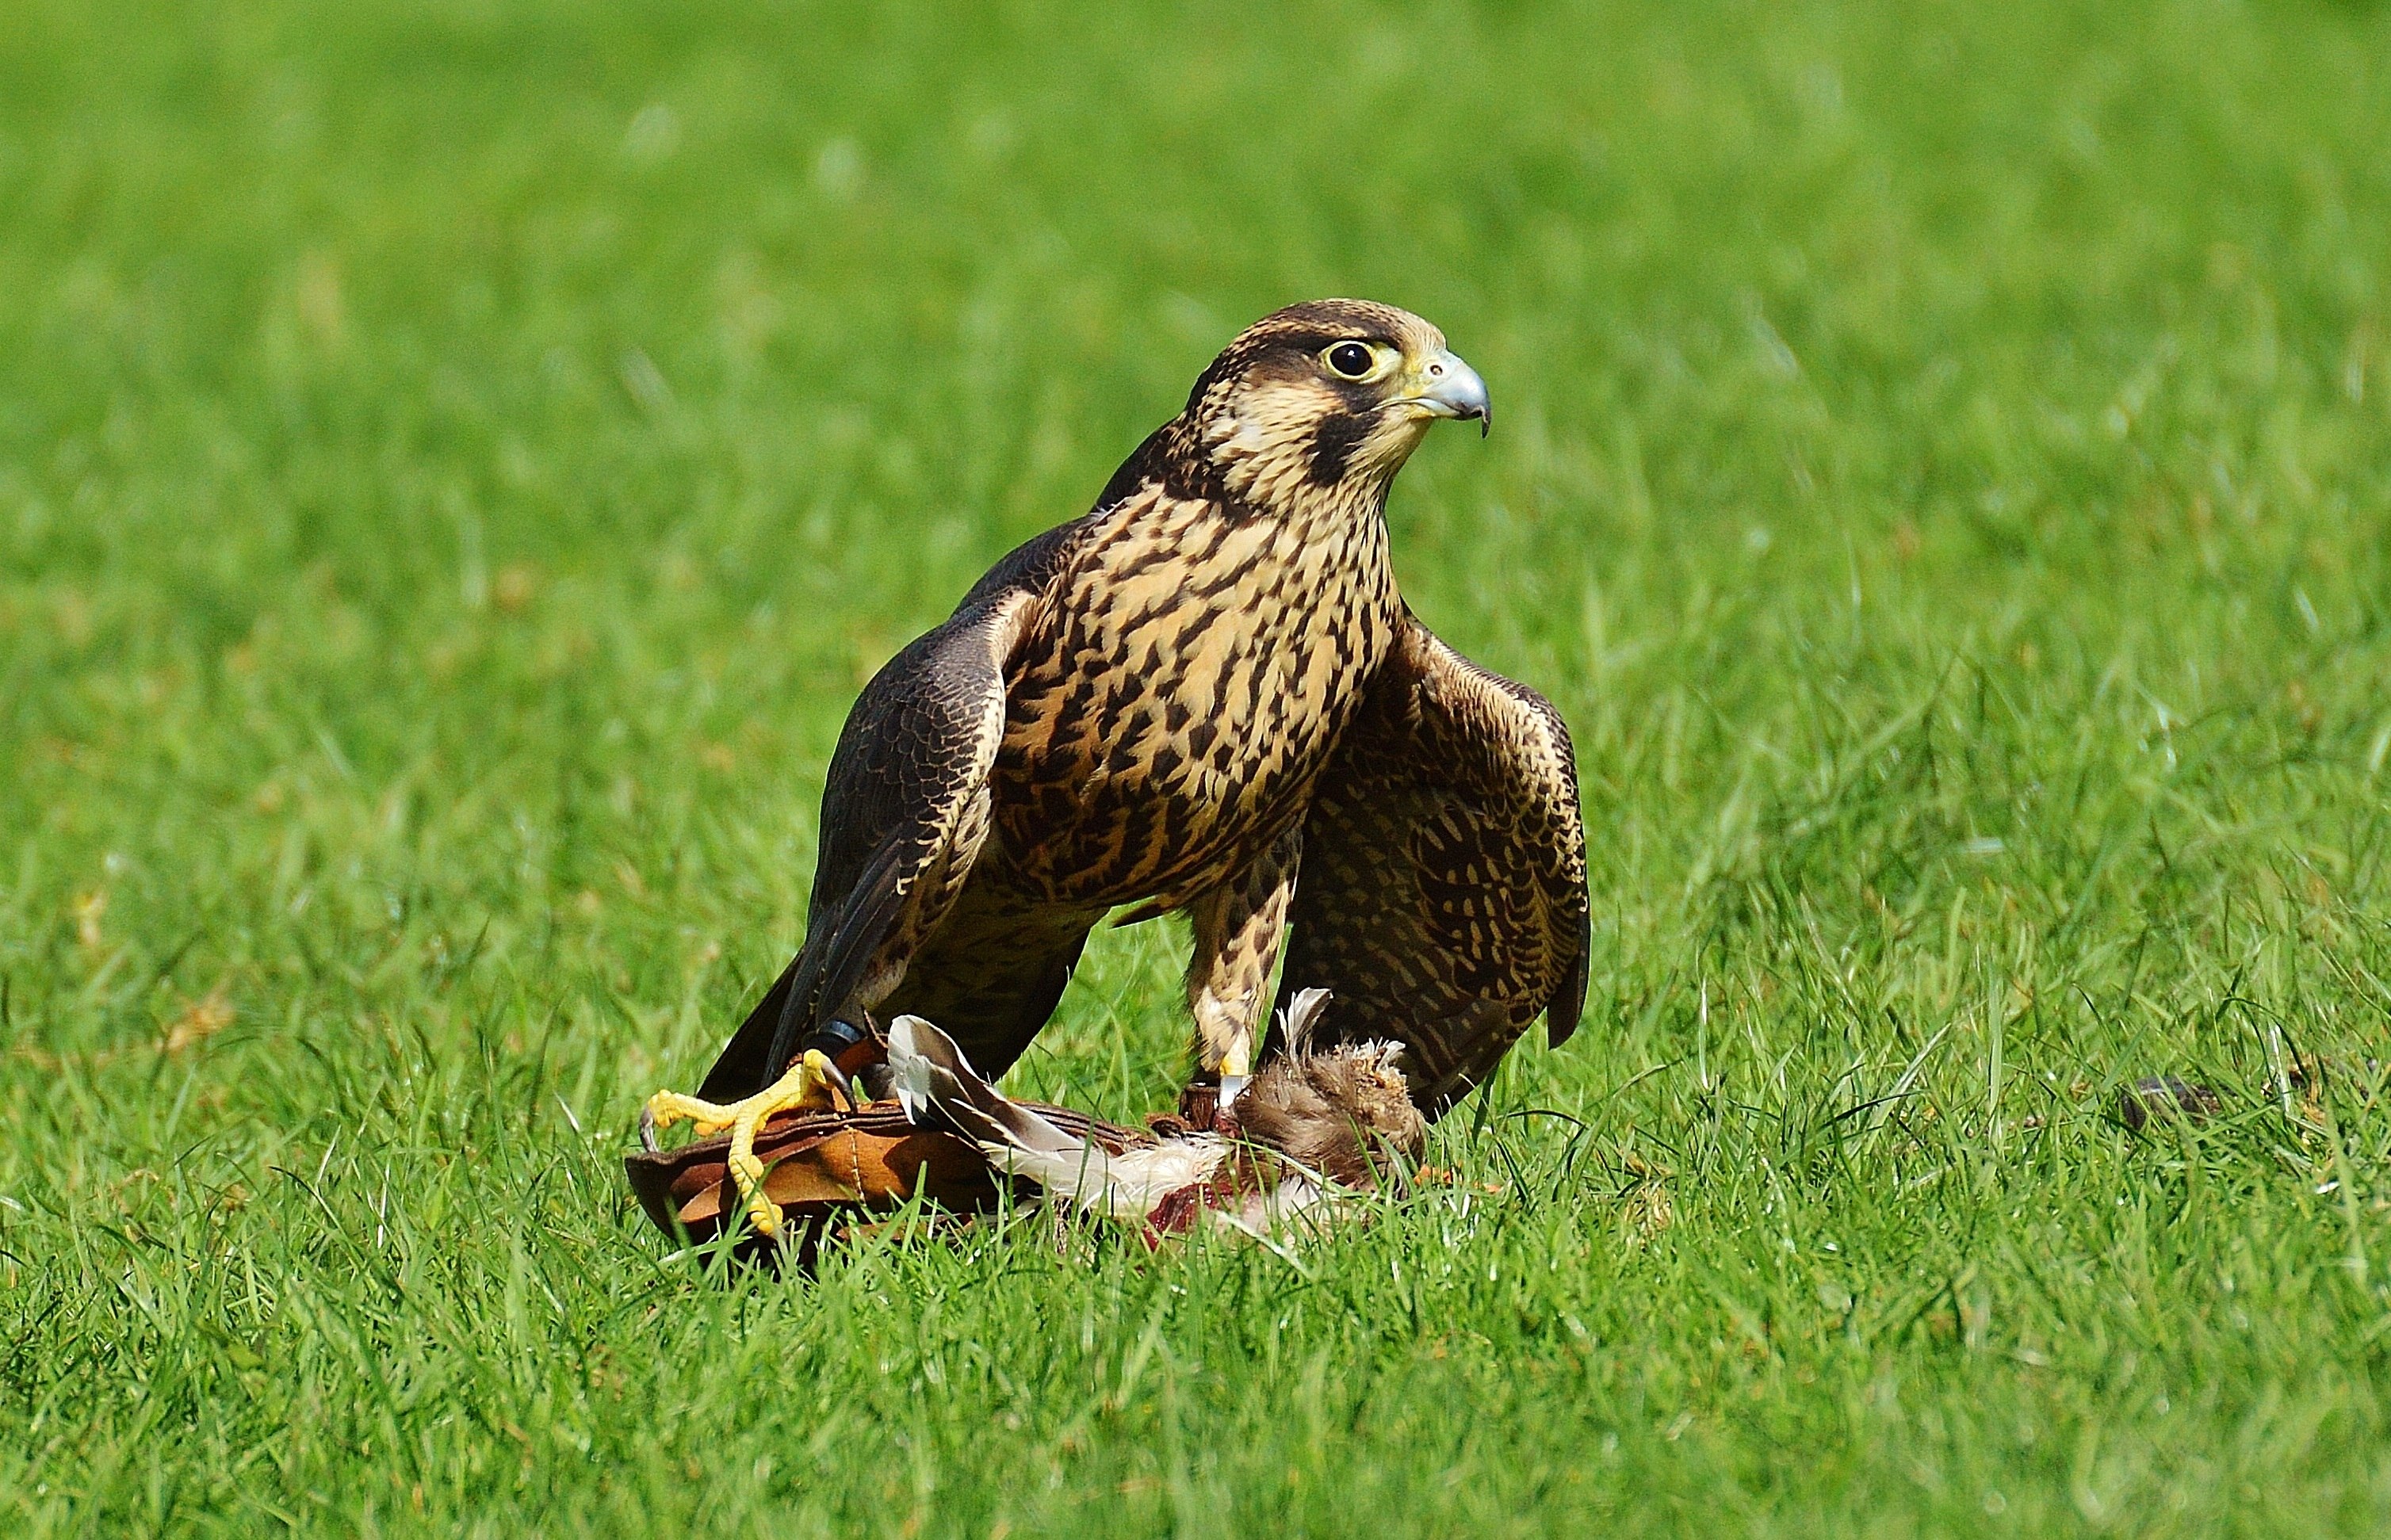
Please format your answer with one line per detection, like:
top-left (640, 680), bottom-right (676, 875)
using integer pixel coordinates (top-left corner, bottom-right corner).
top-left (1168, 299), bottom-right (1490, 510)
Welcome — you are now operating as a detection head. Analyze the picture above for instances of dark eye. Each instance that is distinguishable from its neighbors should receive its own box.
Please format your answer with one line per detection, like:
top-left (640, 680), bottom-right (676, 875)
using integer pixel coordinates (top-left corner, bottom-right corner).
top-left (1324, 341), bottom-right (1375, 380)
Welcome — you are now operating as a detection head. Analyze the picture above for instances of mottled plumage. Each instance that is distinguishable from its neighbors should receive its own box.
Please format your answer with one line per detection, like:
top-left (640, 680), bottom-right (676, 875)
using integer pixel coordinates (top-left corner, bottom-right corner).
top-left (687, 299), bottom-right (1587, 1147)
top-left (1272, 621), bottom-right (1590, 1115)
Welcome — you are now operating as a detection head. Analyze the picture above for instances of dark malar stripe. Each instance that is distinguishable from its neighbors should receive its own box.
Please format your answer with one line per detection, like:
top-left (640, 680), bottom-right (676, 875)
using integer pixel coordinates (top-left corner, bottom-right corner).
top-left (1307, 412), bottom-right (1371, 487)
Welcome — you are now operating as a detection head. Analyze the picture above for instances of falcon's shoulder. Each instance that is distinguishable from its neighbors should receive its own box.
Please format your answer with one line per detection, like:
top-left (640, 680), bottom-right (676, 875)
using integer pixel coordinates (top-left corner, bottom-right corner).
top-left (811, 556), bottom-right (1052, 896)
top-left (1276, 614), bottom-right (1590, 1116)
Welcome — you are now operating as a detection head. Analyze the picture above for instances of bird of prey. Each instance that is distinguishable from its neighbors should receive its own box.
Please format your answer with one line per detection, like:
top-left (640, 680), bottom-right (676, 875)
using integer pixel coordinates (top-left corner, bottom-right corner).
top-left (645, 299), bottom-right (1589, 1240)
top-left (887, 990), bottom-right (1425, 1240)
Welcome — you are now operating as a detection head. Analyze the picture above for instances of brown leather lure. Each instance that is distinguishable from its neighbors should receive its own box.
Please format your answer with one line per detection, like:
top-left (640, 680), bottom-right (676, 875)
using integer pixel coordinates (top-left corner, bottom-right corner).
top-left (623, 1099), bottom-right (1151, 1264)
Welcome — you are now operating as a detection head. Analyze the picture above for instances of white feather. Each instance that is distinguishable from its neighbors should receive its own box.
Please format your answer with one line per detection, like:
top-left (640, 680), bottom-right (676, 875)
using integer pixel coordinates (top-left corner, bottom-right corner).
top-left (1275, 986), bottom-right (1333, 1057)
top-left (886, 1015), bottom-right (1230, 1218)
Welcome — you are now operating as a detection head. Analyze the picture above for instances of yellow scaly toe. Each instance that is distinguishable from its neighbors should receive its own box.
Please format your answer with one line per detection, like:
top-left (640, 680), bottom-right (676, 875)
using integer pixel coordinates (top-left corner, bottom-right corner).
top-left (641, 1049), bottom-right (847, 1238)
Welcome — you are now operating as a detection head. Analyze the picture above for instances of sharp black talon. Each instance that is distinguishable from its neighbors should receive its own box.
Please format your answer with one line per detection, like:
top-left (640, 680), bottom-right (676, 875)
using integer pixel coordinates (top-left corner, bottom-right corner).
top-left (638, 1103), bottom-right (660, 1153)
top-left (818, 1056), bottom-right (856, 1110)
top-left (801, 1018), bottom-right (870, 1109)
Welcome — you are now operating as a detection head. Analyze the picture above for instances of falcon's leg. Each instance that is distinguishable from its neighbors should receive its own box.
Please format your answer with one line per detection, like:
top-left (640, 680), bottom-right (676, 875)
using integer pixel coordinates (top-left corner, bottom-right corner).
top-left (641, 1048), bottom-right (855, 1240)
top-left (1182, 831), bottom-right (1300, 1118)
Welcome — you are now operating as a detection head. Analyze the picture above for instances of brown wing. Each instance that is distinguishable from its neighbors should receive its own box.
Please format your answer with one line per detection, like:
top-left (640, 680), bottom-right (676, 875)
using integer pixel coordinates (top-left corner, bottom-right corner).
top-left (1273, 616), bottom-right (1590, 1118)
top-left (698, 525), bottom-right (1085, 1100)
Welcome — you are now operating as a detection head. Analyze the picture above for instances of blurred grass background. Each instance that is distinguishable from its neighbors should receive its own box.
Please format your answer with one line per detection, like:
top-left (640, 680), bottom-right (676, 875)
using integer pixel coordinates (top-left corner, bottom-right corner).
top-left (5, 0), bottom-right (2391, 1532)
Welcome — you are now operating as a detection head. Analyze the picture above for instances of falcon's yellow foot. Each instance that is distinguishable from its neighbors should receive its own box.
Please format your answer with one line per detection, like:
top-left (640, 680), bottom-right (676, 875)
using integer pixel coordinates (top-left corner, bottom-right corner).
top-left (641, 1050), bottom-right (850, 1239)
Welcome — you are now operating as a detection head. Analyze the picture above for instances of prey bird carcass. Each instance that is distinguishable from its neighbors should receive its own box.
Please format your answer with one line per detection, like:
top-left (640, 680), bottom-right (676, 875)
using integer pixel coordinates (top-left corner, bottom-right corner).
top-left (638, 300), bottom-right (1590, 1243)
top-left (886, 989), bottom-right (1425, 1240)
top-left (624, 991), bottom-right (1426, 1259)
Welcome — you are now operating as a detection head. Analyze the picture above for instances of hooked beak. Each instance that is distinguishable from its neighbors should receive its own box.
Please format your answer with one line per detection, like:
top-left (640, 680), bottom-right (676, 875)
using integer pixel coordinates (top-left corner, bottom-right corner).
top-left (1404, 349), bottom-right (1491, 438)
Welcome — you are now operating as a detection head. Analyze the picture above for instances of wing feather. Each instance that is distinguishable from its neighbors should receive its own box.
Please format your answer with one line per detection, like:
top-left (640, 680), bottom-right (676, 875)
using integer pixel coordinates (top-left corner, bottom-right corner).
top-left (1274, 616), bottom-right (1590, 1117)
top-left (887, 1015), bottom-right (1221, 1214)
top-left (697, 581), bottom-right (1043, 1099)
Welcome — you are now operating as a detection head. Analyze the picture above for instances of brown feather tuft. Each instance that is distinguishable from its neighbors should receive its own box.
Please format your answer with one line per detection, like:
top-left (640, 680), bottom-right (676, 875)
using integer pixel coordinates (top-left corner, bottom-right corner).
top-left (1230, 1041), bottom-right (1427, 1190)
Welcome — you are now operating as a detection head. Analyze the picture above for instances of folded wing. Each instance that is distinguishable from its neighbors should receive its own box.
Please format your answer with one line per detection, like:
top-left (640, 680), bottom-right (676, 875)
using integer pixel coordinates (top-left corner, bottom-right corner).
top-left (697, 577), bottom-right (1045, 1101)
top-left (1275, 615), bottom-right (1590, 1117)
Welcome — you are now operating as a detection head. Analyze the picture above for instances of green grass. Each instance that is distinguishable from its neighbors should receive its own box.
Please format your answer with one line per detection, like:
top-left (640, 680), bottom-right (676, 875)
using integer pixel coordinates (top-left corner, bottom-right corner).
top-left (6, 0), bottom-right (2391, 1531)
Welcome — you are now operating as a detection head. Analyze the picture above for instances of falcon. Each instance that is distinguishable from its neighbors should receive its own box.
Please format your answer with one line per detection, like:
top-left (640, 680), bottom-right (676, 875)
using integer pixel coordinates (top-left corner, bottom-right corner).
top-left (645, 299), bottom-right (1589, 1240)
